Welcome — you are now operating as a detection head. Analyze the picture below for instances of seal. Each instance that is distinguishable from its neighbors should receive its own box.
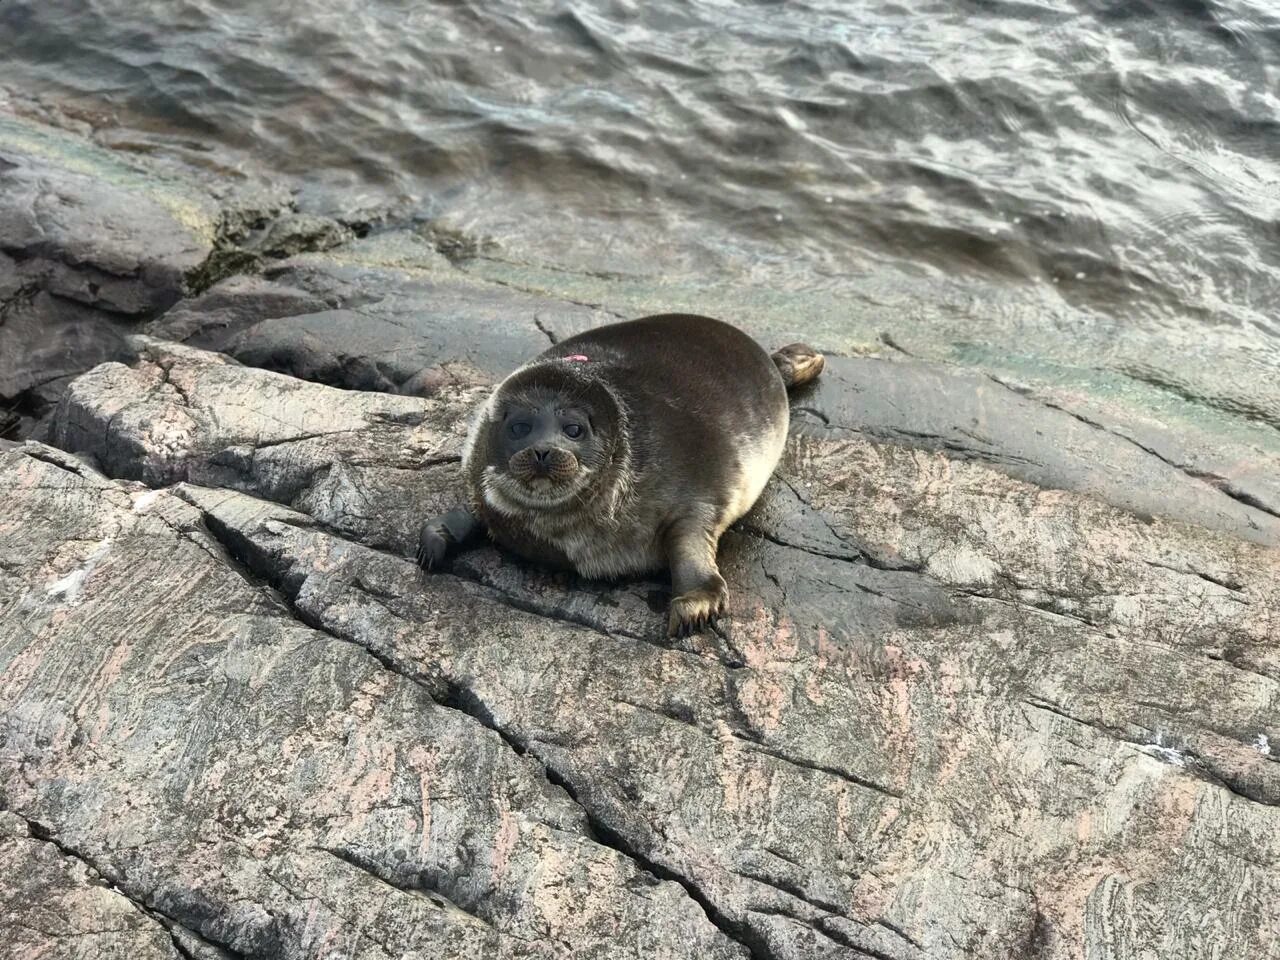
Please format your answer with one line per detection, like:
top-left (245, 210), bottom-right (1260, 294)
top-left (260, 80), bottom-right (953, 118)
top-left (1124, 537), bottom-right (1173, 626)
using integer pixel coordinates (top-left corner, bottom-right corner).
top-left (418, 313), bottom-right (824, 637)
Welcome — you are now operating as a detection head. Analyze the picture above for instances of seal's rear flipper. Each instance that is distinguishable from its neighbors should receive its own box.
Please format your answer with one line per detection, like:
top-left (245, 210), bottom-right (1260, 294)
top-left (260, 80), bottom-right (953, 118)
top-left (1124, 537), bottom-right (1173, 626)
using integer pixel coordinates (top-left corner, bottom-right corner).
top-left (771, 343), bottom-right (825, 389)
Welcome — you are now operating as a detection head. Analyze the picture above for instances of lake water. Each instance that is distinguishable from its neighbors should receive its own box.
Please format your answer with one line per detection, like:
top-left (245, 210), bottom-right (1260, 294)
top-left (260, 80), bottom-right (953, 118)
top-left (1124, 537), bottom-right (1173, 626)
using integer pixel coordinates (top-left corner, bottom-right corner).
top-left (2, 0), bottom-right (1279, 368)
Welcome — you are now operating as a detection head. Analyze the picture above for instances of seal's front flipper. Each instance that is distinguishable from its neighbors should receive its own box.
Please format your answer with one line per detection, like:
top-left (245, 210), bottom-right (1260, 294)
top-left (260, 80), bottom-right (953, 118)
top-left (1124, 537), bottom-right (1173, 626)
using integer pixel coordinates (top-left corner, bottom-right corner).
top-left (665, 523), bottom-right (729, 638)
top-left (417, 506), bottom-right (480, 570)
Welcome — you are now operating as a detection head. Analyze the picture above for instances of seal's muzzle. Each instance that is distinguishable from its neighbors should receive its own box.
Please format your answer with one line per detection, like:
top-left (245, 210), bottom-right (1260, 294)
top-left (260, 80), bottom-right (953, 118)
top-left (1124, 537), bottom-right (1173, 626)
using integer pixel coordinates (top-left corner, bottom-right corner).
top-left (509, 446), bottom-right (579, 484)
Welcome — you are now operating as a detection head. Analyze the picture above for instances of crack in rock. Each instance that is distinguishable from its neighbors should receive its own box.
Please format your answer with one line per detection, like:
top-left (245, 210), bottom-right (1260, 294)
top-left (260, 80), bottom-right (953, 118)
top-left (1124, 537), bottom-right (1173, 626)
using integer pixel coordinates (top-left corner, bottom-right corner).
top-left (184, 496), bottom-right (772, 960)
top-left (180, 492), bottom-right (764, 956)
top-left (21, 817), bottom-right (247, 960)
top-left (313, 846), bottom-right (510, 938)
top-left (984, 374), bottom-right (1280, 523)
top-left (1021, 699), bottom-right (1280, 808)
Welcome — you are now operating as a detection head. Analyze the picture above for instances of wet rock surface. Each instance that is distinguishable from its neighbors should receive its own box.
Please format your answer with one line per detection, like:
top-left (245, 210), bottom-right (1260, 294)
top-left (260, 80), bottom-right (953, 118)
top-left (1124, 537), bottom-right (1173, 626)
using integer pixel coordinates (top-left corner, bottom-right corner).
top-left (146, 237), bottom-right (615, 396)
top-left (0, 111), bottom-right (283, 436)
top-left (790, 358), bottom-right (1280, 547)
top-left (0, 108), bottom-right (380, 436)
top-left (4, 113), bottom-right (1280, 960)
top-left (0, 143), bottom-right (205, 434)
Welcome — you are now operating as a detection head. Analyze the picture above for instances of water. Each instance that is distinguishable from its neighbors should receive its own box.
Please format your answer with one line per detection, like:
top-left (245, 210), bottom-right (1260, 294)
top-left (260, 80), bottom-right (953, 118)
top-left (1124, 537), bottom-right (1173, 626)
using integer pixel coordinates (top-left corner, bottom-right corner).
top-left (2, 0), bottom-right (1280, 362)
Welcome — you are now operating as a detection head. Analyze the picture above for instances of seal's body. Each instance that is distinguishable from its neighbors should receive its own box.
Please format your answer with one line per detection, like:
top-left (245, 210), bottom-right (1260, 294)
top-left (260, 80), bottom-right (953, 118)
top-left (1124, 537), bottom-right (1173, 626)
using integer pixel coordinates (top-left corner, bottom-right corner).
top-left (419, 313), bottom-right (824, 636)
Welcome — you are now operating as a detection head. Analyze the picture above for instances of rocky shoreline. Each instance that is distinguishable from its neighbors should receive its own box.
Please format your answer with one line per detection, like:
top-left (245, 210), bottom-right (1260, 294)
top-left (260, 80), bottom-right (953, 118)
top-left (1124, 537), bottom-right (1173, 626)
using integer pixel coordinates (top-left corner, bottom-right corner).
top-left (3, 109), bottom-right (1279, 959)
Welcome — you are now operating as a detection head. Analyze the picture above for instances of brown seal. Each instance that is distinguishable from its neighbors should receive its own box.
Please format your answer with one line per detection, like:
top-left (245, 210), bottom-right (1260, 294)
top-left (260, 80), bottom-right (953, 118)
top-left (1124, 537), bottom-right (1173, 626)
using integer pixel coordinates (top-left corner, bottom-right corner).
top-left (418, 313), bottom-right (824, 636)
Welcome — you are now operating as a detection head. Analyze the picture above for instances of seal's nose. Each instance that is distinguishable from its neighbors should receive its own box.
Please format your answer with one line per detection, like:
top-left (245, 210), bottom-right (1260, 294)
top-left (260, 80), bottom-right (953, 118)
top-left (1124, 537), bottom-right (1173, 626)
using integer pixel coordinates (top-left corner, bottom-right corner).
top-left (531, 447), bottom-right (553, 473)
top-left (533, 447), bottom-right (551, 463)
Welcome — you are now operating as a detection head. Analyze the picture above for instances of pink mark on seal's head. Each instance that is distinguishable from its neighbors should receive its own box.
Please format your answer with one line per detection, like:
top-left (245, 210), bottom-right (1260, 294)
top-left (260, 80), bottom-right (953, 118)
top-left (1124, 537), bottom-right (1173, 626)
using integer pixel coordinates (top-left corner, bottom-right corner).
top-left (564, 354), bottom-right (590, 362)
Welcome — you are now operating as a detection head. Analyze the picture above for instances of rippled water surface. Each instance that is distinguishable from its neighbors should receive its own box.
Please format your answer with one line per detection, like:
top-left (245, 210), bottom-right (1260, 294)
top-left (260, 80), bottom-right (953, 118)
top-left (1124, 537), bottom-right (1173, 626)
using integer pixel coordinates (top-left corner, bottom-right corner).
top-left (3, 0), bottom-right (1280, 347)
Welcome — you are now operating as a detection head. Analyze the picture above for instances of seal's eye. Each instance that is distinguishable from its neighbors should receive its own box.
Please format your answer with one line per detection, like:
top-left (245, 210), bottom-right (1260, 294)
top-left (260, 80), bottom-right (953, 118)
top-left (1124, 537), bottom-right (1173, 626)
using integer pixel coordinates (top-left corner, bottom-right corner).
top-left (563, 424), bottom-right (584, 439)
top-left (509, 422), bottom-right (532, 439)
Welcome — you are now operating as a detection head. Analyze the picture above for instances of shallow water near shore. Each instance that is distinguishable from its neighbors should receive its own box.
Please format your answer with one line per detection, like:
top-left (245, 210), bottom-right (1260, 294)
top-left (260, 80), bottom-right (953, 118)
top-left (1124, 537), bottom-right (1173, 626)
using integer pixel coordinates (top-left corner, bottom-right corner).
top-left (1, 0), bottom-right (1279, 398)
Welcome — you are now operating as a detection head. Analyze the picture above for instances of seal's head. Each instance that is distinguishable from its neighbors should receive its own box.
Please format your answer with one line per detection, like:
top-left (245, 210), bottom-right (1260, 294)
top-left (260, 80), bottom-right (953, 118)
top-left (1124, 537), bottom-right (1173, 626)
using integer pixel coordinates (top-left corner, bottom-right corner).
top-left (467, 362), bottom-right (626, 513)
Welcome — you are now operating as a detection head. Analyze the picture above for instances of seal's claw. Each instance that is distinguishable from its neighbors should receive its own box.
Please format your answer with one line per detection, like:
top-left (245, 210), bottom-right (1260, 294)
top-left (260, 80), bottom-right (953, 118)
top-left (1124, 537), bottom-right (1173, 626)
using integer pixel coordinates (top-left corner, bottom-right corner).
top-left (668, 585), bottom-right (729, 638)
top-left (417, 523), bottom-right (449, 571)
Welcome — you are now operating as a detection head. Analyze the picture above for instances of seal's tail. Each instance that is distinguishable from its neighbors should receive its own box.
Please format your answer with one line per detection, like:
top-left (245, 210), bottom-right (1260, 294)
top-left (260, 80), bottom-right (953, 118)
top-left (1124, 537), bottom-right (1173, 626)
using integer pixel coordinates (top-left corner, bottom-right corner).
top-left (771, 343), bottom-right (825, 390)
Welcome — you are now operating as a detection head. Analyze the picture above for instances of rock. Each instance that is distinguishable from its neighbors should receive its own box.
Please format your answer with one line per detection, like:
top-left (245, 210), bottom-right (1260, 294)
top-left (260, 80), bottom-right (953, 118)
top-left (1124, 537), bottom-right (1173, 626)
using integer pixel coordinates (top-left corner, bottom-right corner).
top-left (249, 213), bottom-right (354, 259)
top-left (147, 234), bottom-right (616, 394)
top-left (0, 811), bottom-right (184, 960)
top-left (972, 371), bottom-right (1280, 528)
top-left (790, 357), bottom-right (1280, 547)
top-left (0, 442), bottom-right (747, 960)
top-left (0, 109), bottom-right (283, 431)
top-left (0, 288), bottom-right (132, 404)
top-left (0, 133), bottom-right (205, 424)
top-left (15, 338), bottom-right (1279, 959)
top-left (52, 338), bottom-right (474, 521)
top-left (0, 147), bottom-right (213, 316)
top-left (140, 273), bottom-right (332, 346)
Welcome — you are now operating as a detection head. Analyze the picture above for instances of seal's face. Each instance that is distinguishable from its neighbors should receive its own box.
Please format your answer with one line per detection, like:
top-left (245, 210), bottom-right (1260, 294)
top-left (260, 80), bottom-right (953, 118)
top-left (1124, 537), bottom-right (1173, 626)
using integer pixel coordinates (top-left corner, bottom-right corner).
top-left (480, 387), bottom-right (610, 510)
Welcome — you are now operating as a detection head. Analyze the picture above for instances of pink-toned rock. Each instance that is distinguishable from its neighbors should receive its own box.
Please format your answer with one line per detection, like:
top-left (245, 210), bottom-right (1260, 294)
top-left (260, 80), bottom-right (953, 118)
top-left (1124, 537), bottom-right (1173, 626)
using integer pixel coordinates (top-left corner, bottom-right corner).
top-left (0, 443), bottom-right (747, 960)
top-left (0, 811), bottom-right (184, 960)
top-left (5, 338), bottom-right (1275, 959)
